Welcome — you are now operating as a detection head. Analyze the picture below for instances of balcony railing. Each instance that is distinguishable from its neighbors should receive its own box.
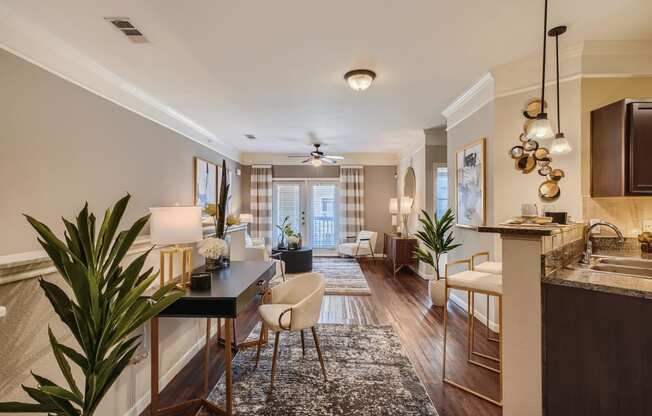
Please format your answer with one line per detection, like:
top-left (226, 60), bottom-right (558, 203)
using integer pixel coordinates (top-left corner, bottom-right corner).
top-left (312, 215), bottom-right (336, 248)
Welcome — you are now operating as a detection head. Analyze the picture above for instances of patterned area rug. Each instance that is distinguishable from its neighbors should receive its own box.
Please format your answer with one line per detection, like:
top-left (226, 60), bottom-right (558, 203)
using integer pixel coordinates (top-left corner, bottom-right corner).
top-left (209, 324), bottom-right (438, 416)
top-left (271, 257), bottom-right (371, 296)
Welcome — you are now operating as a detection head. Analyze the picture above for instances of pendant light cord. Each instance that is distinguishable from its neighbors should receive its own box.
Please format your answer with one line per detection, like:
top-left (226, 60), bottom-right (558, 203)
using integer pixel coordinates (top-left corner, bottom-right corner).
top-left (555, 33), bottom-right (561, 134)
top-left (540, 0), bottom-right (548, 115)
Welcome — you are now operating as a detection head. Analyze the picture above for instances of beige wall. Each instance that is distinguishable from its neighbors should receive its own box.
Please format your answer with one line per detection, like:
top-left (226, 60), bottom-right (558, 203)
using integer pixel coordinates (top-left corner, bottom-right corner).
top-left (581, 77), bottom-right (652, 236)
top-left (0, 49), bottom-right (242, 415)
top-left (272, 165), bottom-right (340, 178)
top-left (363, 166), bottom-right (397, 252)
top-left (493, 78), bottom-right (583, 225)
top-left (446, 101), bottom-right (498, 325)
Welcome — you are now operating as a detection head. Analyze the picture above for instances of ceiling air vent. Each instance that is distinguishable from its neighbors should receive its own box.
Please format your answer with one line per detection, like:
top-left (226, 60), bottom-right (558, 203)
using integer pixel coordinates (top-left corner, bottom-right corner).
top-left (105, 17), bottom-right (148, 43)
top-left (245, 134), bottom-right (257, 140)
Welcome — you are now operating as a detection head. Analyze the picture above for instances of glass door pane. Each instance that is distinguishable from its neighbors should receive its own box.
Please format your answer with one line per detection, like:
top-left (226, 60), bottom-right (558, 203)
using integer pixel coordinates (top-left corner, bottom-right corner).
top-left (309, 183), bottom-right (338, 249)
top-left (273, 182), bottom-right (304, 246)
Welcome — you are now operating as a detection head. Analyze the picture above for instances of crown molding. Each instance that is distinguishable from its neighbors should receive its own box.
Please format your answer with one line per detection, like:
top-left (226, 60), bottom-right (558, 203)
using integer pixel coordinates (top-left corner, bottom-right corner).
top-left (0, 4), bottom-right (241, 162)
top-left (442, 72), bottom-right (495, 119)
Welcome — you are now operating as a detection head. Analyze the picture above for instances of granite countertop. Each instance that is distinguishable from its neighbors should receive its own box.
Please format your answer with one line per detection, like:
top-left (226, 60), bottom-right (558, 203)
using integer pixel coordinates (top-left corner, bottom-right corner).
top-left (478, 223), bottom-right (581, 236)
top-left (543, 267), bottom-right (652, 299)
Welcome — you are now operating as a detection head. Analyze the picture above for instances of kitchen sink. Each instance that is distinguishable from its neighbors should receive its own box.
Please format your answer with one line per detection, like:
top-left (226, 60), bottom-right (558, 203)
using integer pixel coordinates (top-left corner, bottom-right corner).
top-left (572, 256), bottom-right (652, 278)
top-left (595, 257), bottom-right (652, 269)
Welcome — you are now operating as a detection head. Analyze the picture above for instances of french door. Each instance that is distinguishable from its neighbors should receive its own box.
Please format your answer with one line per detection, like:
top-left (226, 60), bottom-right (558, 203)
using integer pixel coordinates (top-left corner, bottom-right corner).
top-left (272, 180), bottom-right (339, 249)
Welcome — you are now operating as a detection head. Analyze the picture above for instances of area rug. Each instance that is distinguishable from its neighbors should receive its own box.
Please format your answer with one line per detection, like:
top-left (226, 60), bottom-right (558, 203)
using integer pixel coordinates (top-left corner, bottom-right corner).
top-left (209, 324), bottom-right (438, 416)
top-left (271, 257), bottom-right (371, 296)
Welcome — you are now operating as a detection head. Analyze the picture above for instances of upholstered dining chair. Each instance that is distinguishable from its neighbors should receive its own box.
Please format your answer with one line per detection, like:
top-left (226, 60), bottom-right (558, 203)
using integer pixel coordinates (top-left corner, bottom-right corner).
top-left (255, 272), bottom-right (327, 390)
top-left (337, 230), bottom-right (378, 259)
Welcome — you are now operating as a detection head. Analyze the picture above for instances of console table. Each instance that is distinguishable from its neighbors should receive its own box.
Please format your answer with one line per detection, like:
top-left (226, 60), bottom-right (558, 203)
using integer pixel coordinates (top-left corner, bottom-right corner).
top-left (147, 260), bottom-right (276, 416)
top-left (383, 233), bottom-right (418, 275)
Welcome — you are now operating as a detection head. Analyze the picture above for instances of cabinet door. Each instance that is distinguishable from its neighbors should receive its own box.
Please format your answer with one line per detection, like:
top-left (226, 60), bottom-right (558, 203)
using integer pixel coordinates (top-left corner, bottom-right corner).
top-left (629, 102), bottom-right (652, 194)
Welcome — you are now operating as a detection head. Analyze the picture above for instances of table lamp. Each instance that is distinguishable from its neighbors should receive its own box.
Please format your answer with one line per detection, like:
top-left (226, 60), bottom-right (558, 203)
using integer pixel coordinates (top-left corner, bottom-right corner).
top-left (389, 198), bottom-right (399, 234)
top-left (149, 206), bottom-right (203, 288)
top-left (400, 196), bottom-right (413, 235)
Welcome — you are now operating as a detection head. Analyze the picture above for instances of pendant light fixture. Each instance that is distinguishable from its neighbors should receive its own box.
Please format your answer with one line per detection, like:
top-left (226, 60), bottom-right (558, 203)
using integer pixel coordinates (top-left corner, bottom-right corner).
top-left (548, 25), bottom-right (572, 155)
top-left (526, 0), bottom-right (555, 141)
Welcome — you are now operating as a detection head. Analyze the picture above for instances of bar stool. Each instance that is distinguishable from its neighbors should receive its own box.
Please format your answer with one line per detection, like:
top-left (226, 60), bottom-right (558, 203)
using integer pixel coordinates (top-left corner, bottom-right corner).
top-left (471, 252), bottom-right (502, 346)
top-left (442, 259), bottom-right (503, 407)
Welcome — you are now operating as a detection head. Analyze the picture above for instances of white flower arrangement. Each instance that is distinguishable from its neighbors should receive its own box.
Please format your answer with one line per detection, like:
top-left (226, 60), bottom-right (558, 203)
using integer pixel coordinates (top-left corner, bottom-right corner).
top-left (198, 237), bottom-right (227, 259)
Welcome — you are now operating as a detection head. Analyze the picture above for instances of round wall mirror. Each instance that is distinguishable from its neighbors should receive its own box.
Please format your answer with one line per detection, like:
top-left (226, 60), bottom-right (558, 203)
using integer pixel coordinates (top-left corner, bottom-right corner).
top-left (404, 167), bottom-right (416, 204)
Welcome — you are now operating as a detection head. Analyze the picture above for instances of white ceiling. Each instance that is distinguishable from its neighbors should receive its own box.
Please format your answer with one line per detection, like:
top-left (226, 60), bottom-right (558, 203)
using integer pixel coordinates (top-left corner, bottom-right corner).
top-left (1, 0), bottom-right (651, 159)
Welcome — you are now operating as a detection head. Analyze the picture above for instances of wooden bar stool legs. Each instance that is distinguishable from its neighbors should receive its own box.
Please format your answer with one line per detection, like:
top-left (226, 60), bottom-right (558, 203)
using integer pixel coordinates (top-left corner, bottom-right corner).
top-left (442, 259), bottom-right (503, 407)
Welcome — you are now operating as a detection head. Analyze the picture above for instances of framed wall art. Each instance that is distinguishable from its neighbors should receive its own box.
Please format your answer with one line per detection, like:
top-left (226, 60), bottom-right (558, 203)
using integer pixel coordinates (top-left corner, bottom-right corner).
top-left (455, 138), bottom-right (486, 228)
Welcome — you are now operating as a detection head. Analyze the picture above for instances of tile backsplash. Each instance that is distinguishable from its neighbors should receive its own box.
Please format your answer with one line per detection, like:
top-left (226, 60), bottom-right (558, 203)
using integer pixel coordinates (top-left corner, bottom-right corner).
top-left (583, 196), bottom-right (652, 237)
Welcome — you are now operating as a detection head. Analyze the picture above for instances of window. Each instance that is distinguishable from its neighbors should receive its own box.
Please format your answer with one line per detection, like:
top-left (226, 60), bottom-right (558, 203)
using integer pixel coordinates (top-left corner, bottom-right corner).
top-left (435, 166), bottom-right (449, 218)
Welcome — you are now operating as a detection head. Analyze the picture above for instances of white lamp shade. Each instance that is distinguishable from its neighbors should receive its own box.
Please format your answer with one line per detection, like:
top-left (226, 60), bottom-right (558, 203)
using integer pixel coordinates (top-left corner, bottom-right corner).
top-left (149, 206), bottom-right (203, 245)
top-left (239, 213), bottom-right (253, 223)
top-left (550, 134), bottom-right (572, 155)
top-left (389, 198), bottom-right (399, 214)
top-left (526, 117), bottom-right (555, 140)
top-left (400, 196), bottom-right (413, 214)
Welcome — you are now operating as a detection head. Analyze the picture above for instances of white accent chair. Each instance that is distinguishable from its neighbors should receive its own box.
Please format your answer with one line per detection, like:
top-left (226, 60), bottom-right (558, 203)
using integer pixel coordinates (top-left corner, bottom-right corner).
top-left (338, 230), bottom-right (378, 259)
top-left (244, 237), bottom-right (285, 280)
top-left (255, 272), bottom-right (327, 390)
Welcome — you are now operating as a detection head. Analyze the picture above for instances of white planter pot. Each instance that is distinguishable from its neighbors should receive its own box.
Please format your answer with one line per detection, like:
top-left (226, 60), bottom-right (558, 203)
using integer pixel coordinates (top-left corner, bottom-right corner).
top-left (429, 279), bottom-right (446, 307)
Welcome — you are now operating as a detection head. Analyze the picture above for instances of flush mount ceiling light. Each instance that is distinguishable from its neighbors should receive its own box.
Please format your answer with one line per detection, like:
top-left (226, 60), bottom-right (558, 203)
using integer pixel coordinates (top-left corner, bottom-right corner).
top-left (548, 25), bottom-right (572, 155)
top-left (525, 0), bottom-right (555, 141)
top-left (344, 69), bottom-right (376, 91)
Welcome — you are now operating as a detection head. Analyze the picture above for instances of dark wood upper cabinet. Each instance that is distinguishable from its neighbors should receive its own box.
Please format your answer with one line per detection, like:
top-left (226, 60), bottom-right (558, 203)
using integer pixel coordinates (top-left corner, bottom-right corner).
top-left (591, 99), bottom-right (652, 196)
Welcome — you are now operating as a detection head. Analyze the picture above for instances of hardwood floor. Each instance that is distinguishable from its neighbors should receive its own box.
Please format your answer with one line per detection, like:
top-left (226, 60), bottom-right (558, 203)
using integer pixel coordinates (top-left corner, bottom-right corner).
top-left (139, 258), bottom-right (501, 416)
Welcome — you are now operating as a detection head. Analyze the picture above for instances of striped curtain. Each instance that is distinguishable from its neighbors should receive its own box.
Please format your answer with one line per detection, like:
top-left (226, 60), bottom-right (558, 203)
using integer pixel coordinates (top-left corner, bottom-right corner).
top-left (250, 166), bottom-right (272, 245)
top-left (339, 166), bottom-right (365, 242)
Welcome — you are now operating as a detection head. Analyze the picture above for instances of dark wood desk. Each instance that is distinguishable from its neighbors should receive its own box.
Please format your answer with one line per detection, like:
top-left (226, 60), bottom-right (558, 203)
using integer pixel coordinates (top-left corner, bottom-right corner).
top-left (149, 261), bottom-right (276, 416)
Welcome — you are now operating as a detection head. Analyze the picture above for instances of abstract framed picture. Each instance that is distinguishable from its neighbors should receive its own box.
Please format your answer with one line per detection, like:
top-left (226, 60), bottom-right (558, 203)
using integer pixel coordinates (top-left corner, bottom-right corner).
top-left (455, 138), bottom-right (486, 228)
top-left (193, 157), bottom-right (217, 214)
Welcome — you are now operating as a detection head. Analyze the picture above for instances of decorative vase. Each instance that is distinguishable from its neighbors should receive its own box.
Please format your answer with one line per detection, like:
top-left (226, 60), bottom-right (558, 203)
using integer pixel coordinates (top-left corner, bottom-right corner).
top-left (205, 255), bottom-right (229, 270)
top-left (429, 279), bottom-right (446, 307)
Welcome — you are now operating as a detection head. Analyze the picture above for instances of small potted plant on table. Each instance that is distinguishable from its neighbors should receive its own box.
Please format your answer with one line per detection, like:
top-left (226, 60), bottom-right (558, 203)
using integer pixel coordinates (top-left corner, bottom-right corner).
top-left (413, 208), bottom-right (461, 307)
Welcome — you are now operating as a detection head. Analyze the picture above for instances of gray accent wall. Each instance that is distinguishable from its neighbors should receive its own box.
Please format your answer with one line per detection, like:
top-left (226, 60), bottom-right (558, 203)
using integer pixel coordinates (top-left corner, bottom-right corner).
top-left (0, 48), bottom-right (242, 256)
top-left (0, 48), bottom-right (243, 415)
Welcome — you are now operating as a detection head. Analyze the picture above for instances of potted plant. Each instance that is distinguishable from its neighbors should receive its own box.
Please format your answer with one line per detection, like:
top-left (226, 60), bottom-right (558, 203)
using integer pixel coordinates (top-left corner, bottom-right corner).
top-left (413, 208), bottom-right (461, 306)
top-left (0, 195), bottom-right (183, 415)
top-left (275, 216), bottom-right (294, 249)
top-left (202, 160), bottom-right (232, 269)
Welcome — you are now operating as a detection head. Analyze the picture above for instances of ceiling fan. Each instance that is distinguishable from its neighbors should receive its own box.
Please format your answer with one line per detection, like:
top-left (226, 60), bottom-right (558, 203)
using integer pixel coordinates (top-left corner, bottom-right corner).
top-left (288, 144), bottom-right (344, 166)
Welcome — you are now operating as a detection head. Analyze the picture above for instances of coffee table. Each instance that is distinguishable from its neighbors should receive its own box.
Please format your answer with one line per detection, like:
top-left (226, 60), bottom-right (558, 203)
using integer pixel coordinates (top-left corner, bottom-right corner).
top-left (271, 246), bottom-right (313, 273)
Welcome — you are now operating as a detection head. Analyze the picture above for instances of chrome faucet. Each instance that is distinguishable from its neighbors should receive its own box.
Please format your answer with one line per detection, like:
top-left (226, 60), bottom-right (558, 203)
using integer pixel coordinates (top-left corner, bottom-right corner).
top-left (580, 221), bottom-right (624, 264)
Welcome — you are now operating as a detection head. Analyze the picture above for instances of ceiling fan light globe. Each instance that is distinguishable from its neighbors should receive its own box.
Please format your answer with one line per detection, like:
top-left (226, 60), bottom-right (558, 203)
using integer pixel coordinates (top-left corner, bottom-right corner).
top-left (311, 158), bottom-right (323, 167)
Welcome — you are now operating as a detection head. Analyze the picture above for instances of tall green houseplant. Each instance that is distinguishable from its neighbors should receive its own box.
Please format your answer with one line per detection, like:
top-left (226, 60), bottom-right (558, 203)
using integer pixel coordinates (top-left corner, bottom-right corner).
top-left (204, 159), bottom-right (230, 239)
top-left (0, 195), bottom-right (183, 415)
top-left (413, 208), bottom-right (461, 280)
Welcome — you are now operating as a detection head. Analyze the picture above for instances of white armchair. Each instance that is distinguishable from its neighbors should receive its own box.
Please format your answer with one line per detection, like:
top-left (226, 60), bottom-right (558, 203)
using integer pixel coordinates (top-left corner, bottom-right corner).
top-left (338, 230), bottom-right (378, 259)
top-left (255, 272), bottom-right (327, 390)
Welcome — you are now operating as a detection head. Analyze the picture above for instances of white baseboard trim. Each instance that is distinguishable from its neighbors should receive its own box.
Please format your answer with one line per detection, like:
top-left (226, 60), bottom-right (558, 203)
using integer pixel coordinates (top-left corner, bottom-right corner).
top-left (123, 331), bottom-right (209, 416)
top-left (449, 291), bottom-right (500, 333)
